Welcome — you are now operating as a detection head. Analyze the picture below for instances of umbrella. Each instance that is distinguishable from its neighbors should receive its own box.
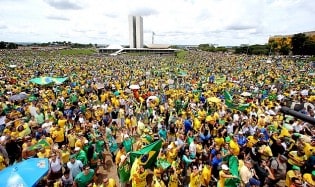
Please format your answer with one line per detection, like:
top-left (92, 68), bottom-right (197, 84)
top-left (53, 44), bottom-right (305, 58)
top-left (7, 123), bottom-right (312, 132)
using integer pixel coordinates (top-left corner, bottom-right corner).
top-left (207, 97), bottom-right (221, 103)
top-left (129, 84), bottom-right (140, 90)
top-left (0, 158), bottom-right (49, 187)
top-left (9, 65), bottom-right (17, 68)
top-left (240, 92), bottom-right (252, 97)
top-left (9, 92), bottom-right (28, 101)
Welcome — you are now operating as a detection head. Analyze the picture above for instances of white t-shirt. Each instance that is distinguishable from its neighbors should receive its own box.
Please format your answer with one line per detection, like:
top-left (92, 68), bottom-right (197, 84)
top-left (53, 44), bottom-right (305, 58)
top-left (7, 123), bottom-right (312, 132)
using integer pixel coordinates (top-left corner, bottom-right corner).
top-left (67, 160), bottom-right (83, 178)
top-left (50, 158), bottom-right (62, 173)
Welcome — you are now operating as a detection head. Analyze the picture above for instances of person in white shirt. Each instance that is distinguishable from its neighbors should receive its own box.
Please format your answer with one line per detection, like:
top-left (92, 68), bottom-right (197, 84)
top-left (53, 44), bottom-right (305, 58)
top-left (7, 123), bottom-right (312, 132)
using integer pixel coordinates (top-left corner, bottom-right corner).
top-left (67, 156), bottom-right (83, 179)
top-left (47, 151), bottom-right (63, 183)
top-left (189, 138), bottom-right (197, 159)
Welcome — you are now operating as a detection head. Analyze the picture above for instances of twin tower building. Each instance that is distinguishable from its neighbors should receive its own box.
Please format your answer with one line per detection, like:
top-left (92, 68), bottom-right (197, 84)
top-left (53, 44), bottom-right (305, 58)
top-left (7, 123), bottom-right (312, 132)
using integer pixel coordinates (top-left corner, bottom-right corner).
top-left (129, 15), bottom-right (143, 48)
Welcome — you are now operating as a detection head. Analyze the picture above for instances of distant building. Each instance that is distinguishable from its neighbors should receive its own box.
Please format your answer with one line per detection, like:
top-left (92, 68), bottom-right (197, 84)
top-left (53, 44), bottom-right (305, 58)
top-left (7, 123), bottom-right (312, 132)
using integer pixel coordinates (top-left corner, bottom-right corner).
top-left (129, 15), bottom-right (143, 48)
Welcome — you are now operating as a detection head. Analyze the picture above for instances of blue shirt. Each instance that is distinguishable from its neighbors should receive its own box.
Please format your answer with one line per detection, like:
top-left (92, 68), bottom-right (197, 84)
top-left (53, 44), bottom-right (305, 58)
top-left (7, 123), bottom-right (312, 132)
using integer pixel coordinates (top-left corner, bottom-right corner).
top-left (237, 135), bottom-right (247, 146)
top-left (211, 156), bottom-right (222, 167)
top-left (184, 119), bottom-right (192, 134)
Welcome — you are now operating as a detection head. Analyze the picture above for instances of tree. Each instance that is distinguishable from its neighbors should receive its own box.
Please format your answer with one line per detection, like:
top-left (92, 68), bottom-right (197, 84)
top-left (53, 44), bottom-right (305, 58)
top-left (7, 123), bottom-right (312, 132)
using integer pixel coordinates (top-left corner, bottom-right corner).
top-left (292, 33), bottom-right (307, 55)
top-left (304, 39), bottom-right (315, 55)
top-left (0, 41), bottom-right (6, 49)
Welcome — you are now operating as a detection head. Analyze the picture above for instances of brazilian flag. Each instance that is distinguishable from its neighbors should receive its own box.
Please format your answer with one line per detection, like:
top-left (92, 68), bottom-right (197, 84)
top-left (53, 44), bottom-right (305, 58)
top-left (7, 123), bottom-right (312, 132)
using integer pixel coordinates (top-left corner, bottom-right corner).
top-left (130, 140), bottom-right (162, 169)
top-left (28, 139), bottom-right (50, 150)
top-left (223, 90), bottom-right (250, 111)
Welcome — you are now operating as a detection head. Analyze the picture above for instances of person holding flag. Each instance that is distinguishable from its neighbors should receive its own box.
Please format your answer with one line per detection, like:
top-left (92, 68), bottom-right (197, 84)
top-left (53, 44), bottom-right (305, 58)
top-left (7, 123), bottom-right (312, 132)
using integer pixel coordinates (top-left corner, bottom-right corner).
top-left (118, 153), bottom-right (130, 187)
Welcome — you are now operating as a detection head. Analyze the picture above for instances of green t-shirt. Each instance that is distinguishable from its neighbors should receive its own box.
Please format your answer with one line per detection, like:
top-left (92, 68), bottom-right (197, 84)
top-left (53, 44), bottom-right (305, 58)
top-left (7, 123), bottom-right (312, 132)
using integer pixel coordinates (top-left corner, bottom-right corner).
top-left (76, 150), bottom-right (88, 165)
top-left (74, 169), bottom-right (95, 187)
top-left (118, 162), bottom-right (130, 183)
top-left (122, 138), bottom-right (133, 153)
top-left (95, 140), bottom-right (105, 153)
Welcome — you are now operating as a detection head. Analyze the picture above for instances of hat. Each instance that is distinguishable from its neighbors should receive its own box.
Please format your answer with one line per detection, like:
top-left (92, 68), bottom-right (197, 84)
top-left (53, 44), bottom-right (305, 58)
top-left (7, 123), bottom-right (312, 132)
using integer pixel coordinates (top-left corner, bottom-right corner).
top-left (123, 134), bottom-right (130, 139)
top-left (120, 155), bottom-right (126, 162)
top-left (74, 147), bottom-right (80, 151)
top-left (292, 165), bottom-right (300, 171)
top-left (84, 140), bottom-right (88, 144)
top-left (221, 164), bottom-right (229, 170)
top-left (239, 131), bottom-right (243, 134)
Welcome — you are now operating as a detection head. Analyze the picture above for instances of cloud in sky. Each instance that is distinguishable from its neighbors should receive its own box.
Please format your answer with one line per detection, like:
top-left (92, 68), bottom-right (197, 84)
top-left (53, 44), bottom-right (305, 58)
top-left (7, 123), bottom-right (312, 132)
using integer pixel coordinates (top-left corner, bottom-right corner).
top-left (0, 0), bottom-right (314, 46)
top-left (44, 0), bottom-right (83, 10)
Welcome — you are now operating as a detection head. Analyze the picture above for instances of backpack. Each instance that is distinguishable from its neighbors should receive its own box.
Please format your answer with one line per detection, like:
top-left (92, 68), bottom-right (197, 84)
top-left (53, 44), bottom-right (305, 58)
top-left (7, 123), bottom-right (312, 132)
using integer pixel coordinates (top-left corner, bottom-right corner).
top-left (269, 157), bottom-right (279, 170)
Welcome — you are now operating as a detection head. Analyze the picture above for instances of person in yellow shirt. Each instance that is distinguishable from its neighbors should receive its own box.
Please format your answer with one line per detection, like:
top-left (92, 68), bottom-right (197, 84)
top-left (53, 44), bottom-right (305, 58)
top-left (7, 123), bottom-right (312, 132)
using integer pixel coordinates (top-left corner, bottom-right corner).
top-left (61, 145), bottom-right (70, 166)
top-left (200, 163), bottom-right (211, 187)
top-left (303, 171), bottom-right (315, 187)
top-left (66, 130), bottom-right (76, 150)
top-left (288, 149), bottom-right (307, 168)
top-left (132, 165), bottom-right (148, 187)
top-left (102, 177), bottom-right (117, 187)
top-left (152, 175), bottom-right (166, 187)
top-left (229, 135), bottom-right (240, 156)
top-left (115, 145), bottom-right (126, 166)
top-left (169, 168), bottom-right (179, 187)
top-left (301, 137), bottom-right (315, 159)
top-left (247, 135), bottom-right (258, 148)
top-left (258, 142), bottom-right (273, 161)
top-left (57, 116), bottom-right (67, 129)
top-left (217, 164), bottom-right (237, 187)
top-left (189, 165), bottom-right (201, 187)
top-left (51, 125), bottom-right (65, 147)
top-left (36, 146), bottom-right (51, 158)
top-left (285, 165), bottom-right (302, 187)
top-left (0, 152), bottom-right (7, 171)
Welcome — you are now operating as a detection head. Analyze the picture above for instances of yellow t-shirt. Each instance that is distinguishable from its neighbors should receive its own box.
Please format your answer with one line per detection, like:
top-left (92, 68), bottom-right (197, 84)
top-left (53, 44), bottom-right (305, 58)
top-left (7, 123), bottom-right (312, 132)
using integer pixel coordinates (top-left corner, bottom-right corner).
top-left (67, 134), bottom-right (76, 148)
top-left (288, 151), bottom-right (307, 167)
top-left (57, 119), bottom-right (67, 129)
top-left (218, 170), bottom-right (226, 187)
top-left (0, 155), bottom-right (5, 171)
top-left (285, 170), bottom-right (301, 187)
top-left (105, 178), bottom-right (116, 187)
top-left (303, 173), bottom-right (315, 186)
top-left (303, 143), bottom-right (315, 159)
top-left (189, 171), bottom-right (201, 187)
top-left (259, 145), bottom-right (273, 160)
top-left (61, 151), bottom-right (70, 164)
top-left (247, 136), bottom-right (258, 148)
top-left (169, 173), bottom-right (178, 187)
top-left (214, 137), bottom-right (225, 147)
top-left (132, 170), bottom-right (147, 187)
top-left (201, 166), bottom-right (211, 186)
top-left (37, 149), bottom-right (51, 158)
top-left (51, 128), bottom-right (65, 143)
top-left (229, 140), bottom-right (240, 156)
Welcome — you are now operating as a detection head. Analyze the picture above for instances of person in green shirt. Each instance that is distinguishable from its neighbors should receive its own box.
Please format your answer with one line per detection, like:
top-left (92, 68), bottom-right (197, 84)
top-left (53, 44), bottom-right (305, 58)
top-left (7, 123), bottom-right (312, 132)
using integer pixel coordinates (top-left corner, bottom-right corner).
top-left (122, 135), bottom-right (134, 153)
top-left (74, 165), bottom-right (94, 187)
top-left (74, 147), bottom-right (88, 166)
top-left (118, 154), bottom-right (130, 187)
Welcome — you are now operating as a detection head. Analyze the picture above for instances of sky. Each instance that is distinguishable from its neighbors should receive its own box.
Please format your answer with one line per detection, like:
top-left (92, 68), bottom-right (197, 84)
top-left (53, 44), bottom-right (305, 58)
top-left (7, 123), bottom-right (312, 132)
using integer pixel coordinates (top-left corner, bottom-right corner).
top-left (0, 0), bottom-right (314, 46)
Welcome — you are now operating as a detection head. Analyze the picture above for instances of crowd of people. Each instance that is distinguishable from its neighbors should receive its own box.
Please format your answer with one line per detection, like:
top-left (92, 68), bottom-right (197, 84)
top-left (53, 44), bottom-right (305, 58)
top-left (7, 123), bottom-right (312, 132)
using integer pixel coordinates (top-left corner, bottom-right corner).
top-left (0, 49), bottom-right (315, 187)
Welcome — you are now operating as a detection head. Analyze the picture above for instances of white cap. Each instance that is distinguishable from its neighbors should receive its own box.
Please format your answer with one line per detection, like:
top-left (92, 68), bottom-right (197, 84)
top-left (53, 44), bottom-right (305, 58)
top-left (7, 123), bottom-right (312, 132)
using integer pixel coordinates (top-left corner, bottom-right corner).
top-left (74, 147), bottom-right (80, 151)
top-left (123, 134), bottom-right (129, 139)
top-left (84, 140), bottom-right (88, 144)
top-left (221, 164), bottom-right (229, 170)
top-left (120, 155), bottom-right (126, 162)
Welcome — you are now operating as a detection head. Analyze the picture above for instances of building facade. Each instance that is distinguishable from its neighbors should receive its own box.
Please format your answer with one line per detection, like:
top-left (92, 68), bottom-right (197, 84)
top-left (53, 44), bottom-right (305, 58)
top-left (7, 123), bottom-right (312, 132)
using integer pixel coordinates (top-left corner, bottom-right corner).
top-left (129, 15), bottom-right (143, 48)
